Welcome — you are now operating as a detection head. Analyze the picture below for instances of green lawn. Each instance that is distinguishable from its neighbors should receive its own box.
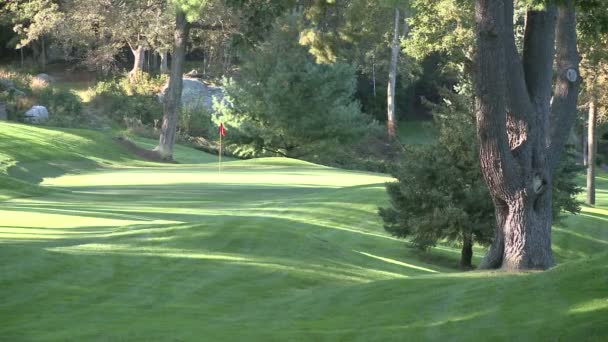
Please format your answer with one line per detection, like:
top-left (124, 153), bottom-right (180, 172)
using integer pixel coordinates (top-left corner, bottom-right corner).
top-left (0, 122), bottom-right (606, 340)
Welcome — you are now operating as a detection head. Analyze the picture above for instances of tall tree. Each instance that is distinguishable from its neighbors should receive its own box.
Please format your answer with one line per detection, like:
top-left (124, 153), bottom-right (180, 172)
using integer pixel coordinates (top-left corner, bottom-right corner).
top-left (475, 0), bottom-right (580, 270)
top-left (386, 8), bottom-right (402, 139)
top-left (1, 0), bottom-right (64, 71)
top-left (577, 0), bottom-right (608, 206)
top-left (156, 0), bottom-right (209, 160)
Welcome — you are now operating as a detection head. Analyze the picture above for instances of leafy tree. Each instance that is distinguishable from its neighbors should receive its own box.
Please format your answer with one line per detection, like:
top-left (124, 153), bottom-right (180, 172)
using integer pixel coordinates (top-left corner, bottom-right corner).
top-left (213, 16), bottom-right (370, 158)
top-left (577, 0), bottom-right (608, 205)
top-left (156, 1), bottom-right (194, 159)
top-left (59, 0), bottom-right (168, 77)
top-left (1, 0), bottom-right (64, 71)
top-left (297, 0), bottom-right (412, 139)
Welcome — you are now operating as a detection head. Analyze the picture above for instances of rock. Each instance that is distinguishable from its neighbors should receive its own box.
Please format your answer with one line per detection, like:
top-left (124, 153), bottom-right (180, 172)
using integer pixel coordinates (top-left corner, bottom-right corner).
top-left (0, 78), bottom-right (15, 90)
top-left (31, 73), bottom-right (54, 87)
top-left (158, 78), bottom-right (224, 112)
top-left (0, 102), bottom-right (7, 121)
top-left (24, 105), bottom-right (49, 124)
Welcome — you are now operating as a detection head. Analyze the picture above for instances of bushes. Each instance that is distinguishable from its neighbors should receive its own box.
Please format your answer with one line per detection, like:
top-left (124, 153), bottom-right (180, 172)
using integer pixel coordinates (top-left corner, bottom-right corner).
top-left (180, 106), bottom-right (214, 138)
top-left (35, 87), bottom-right (84, 125)
top-left (0, 66), bottom-right (84, 126)
top-left (91, 73), bottom-right (166, 126)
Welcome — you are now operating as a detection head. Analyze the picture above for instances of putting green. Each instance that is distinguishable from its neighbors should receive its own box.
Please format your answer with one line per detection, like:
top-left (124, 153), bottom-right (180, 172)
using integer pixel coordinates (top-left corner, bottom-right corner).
top-left (0, 122), bottom-right (606, 340)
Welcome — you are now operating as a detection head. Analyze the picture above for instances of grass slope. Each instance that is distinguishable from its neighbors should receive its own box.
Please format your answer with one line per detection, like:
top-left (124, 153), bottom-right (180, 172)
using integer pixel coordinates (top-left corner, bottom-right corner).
top-left (0, 122), bottom-right (606, 341)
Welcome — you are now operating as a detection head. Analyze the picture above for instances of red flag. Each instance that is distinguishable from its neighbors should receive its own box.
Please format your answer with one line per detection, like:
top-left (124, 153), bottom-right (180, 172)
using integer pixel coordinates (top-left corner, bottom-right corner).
top-left (219, 123), bottom-right (226, 137)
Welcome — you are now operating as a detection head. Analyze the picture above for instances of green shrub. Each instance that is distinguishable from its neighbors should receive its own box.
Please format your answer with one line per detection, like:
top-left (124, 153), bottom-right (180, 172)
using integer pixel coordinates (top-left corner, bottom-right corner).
top-left (35, 87), bottom-right (83, 119)
top-left (180, 106), bottom-right (214, 138)
top-left (91, 74), bottom-right (164, 126)
top-left (214, 17), bottom-right (371, 159)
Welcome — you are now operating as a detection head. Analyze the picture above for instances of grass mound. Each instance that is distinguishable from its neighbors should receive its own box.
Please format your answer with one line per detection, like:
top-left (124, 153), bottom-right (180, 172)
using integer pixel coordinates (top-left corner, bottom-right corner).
top-left (0, 122), bottom-right (606, 340)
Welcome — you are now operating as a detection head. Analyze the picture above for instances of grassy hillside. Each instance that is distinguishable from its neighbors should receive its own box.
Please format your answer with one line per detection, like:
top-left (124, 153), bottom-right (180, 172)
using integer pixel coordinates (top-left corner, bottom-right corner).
top-left (0, 122), bottom-right (606, 340)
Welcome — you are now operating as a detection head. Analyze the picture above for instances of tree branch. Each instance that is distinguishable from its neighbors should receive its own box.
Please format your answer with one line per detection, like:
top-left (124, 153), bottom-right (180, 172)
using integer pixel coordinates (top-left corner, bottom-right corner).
top-left (523, 7), bottom-right (557, 115)
top-left (548, 0), bottom-right (580, 170)
top-left (475, 0), bottom-right (520, 200)
top-left (503, 0), bottom-right (535, 175)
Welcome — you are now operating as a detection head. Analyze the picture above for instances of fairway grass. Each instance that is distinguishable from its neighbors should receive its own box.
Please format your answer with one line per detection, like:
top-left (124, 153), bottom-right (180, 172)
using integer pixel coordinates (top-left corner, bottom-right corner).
top-left (0, 122), bottom-right (606, 340)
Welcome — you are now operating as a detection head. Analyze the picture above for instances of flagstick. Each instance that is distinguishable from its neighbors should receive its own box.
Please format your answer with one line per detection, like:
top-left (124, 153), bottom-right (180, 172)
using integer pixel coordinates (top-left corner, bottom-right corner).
top-left (219, 133), bottom-right (222, 174)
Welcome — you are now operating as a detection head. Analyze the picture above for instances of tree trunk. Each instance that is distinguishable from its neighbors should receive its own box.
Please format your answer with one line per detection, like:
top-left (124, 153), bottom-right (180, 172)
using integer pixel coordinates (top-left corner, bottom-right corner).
top-left (160, 51), bottom-right (169, 74)
top-left (156, 11), bottom-right (189, 160)
top-left (152, 52), bottom-right (159, 73)
top-left (40, 35), bottom-right (47, 72)
top-left (372, 54), bottom-right (377, 98)
top-left (387, 8), bottom-right (400, 139)
top-left (475, 0), bottom-right (579, 271)
top-left (582, 132), bottom-right (588, 166)
top-left (587, 97), bottom-right (597, 205)
top-left (501, 190), bottom-right (554, 269)
top-left (460, 232), bottom-right (473, 269)
top-left (20, 47), bottom-right (24, 68)
top-left (129, 45), bottom-right (146, 79)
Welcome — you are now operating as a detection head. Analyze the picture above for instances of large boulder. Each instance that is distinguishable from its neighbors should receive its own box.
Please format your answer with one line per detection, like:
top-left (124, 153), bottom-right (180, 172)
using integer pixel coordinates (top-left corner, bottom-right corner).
top-left (158, 77), bottom-right (224, 112)
top-left (24, 105), bottom-right (49, 124)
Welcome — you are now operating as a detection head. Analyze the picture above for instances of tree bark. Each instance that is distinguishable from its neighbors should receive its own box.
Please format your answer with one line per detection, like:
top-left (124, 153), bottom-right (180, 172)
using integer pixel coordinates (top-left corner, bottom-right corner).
top-left (460, 232), bottom-right (473, 269)
top-left (152, 52), bottom-right (159, 73)
top-left (160, 51), bottom-right (169, 74)
top-left (475, 0), bottom-right (579, 271)
top-left (387, 8), bottom-right (400, 139)
top-left (156, 11), bottom-right (189, 160)
top-left (587, 97), bottom-right (597, 205)
top-left (372, 54), bottom-right (377, 98)
top-left (40, 35), bottom-right (47, 72)
top-left (129, 45), bottom-right (146, 79)
top-left (582, 132), bottom-right (588, 166)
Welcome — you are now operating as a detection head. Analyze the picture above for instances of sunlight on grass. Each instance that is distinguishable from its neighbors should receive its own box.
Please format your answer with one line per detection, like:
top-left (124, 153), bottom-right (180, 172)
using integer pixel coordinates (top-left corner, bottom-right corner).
top-left (355, 250), bottom-right (439, 273)
top-left (568, 298), bottom-right (608, 314)
top-left (42, 167), bottom-right (392, 188)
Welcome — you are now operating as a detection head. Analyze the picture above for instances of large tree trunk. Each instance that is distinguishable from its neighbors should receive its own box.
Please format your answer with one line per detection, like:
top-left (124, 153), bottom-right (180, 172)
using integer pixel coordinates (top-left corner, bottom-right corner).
top-left (475, 0), bottom-right (579, 271)
top-left (587, 97), bottom-right (597, 205)
top-left (156, 11), bottom-right (189, 160)
top-left (129, 45), bottom-right (146, 79)
top-left (160, 51), bottom-right (169, 74)
top-left (386, 8), bottom-right (400, 139)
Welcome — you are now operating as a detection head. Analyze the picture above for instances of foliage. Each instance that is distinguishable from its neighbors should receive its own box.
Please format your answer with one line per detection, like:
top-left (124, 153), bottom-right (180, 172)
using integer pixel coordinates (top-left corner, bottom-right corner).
top-left (35, 86), bottom-right (83, 126)
top-left (0, 66), bottom-right (84, 126)
top-left (91, 74), bottom-right (165, 126)
top-left (214, 17), bottom-right (371, 159)
top-left (0, 0), bottom-right (63, 50)
top-left (379, 90), bottom-right (493, 267)
top-left (179, 106), bottom-right (214, 138)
